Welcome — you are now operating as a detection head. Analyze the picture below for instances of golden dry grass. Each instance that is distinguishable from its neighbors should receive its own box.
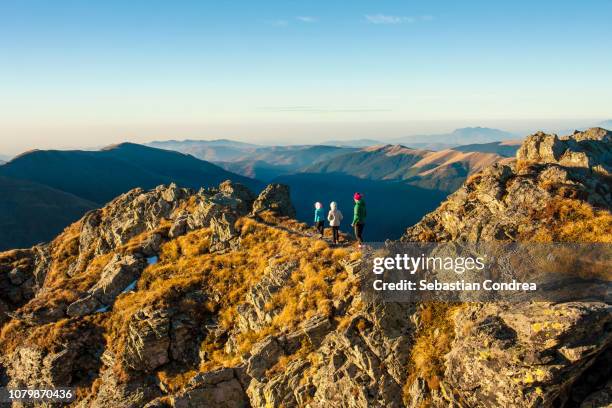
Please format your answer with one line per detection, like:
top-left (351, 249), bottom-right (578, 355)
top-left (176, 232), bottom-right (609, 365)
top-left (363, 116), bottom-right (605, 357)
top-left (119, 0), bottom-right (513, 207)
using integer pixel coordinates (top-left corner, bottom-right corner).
top-left (528, 198), bottom-right (612, 243)
top-left (403, 303), bottom-right (463, 403)
top-left (94, 214), bottom-right (356, 377)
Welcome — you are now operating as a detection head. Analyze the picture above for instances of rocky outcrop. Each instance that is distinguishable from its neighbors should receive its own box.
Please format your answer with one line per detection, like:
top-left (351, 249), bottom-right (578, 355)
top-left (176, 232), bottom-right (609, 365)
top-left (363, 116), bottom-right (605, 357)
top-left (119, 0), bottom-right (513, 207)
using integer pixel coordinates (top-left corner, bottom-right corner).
top-left (80, 368), bottom-right (162, 408)
top-left (172, 367), bottom-right (248, 408)
top-left (516, 127), bottom-right (611, 175)
top-left (121, 308), bottom-right (172, 372)
top-left (0, 245), bottom-right (50, 312)
top-left (403, 128), bottom-right (612, 242)
top-left (396, 128), bottom-right (612, 406)
top-left (74, 184), bottom-right (191, 270)
top-left (67, 254), bottom-right (146, 317)
top-left (8, 347), bottom-right (75, 388)
top-left (235, 258), bottom-right (299, 333)
top-left (251, 183), bottom-right (296, 218)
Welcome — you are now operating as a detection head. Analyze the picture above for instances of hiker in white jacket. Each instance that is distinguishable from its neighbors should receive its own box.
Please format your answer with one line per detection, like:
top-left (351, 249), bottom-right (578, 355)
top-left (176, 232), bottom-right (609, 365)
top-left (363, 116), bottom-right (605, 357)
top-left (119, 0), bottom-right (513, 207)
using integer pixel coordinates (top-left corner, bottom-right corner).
top-left (327, 201), bottom-right (343, 244)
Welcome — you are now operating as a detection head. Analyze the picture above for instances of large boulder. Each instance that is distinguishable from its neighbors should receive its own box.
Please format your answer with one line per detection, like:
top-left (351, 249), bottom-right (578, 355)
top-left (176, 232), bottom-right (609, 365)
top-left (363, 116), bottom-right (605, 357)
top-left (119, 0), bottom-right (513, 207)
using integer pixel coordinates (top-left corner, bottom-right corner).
top-left (170, 367), bottom-right (248, 408)
top-left (121, 308), bottom-right (171, 372)
top-left (78, 368), bottom-right (162, 408)
top-left (251, 184), bottom-right (296, 218)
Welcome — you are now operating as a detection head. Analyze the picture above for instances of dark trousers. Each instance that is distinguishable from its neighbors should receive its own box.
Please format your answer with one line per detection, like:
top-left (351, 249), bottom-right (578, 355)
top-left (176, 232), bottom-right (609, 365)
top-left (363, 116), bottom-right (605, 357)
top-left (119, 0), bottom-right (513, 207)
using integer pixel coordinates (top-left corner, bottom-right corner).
top-left (331, 226), bottom-right (340, 243)
top-left (354, 222), bottom-right (365, 243)
top-left (315, 221), bottom-right (324, 235)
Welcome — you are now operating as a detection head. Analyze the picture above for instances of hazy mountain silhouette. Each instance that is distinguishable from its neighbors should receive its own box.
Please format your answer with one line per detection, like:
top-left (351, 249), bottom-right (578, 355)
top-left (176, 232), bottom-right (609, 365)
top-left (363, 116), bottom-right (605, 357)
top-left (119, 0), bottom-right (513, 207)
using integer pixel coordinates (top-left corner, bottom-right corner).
top-left (147, 140), bottom-right (355, 170)
top-left (0, 143), bottom-right (262, 204)
top-left (392, 127), bottom-right (515, 147)
top-left (452, 140), bottom-right (521, 157)
top-left (0, 175), bottom-right (96, 250)
top-left (237, 145), bottom-right (354, 168)
top-left (320, 139), bottom-right (383, 147)
top-left (597, 120), bottom-right (612, 129)
top-left (147, 139), bottom-right (259, 162)
top-left (217, 160), bottom-right (294, 182)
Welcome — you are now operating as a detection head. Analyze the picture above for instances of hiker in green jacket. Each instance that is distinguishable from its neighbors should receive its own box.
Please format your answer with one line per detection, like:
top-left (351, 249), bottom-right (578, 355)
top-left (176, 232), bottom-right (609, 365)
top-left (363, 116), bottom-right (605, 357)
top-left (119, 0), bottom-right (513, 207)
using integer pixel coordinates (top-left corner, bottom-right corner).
top-left (352, 192), bottom-right (366, 247)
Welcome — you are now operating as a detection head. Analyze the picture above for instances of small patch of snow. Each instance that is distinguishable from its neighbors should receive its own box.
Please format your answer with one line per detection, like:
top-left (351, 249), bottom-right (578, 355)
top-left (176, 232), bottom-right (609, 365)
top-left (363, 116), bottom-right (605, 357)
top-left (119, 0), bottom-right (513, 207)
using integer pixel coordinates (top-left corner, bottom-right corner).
top-left (95, 305), bottom-right (110, 313)
top-left (121, 280), bottom-right (138, 294)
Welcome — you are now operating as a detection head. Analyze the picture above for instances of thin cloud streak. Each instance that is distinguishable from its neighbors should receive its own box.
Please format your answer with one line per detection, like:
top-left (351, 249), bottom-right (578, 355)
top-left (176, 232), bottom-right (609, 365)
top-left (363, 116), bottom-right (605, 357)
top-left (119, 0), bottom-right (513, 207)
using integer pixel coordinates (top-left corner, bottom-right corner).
top-left (257, 106), bottom-right (392, 113)
top-left (365, 14), bottom-right (433, 24)
top-left (267, 19), bottom-right (289, 27)
top-left (296, 16), bottom-right (318, 23)
top-left (365, 14), bottom-right (413, 24)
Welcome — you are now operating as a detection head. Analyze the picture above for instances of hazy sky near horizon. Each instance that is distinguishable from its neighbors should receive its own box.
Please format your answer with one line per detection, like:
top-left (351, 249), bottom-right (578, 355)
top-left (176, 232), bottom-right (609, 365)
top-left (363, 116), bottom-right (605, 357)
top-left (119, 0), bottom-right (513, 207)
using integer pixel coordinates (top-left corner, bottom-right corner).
top-left (1, 0), bottom-right (611, 154)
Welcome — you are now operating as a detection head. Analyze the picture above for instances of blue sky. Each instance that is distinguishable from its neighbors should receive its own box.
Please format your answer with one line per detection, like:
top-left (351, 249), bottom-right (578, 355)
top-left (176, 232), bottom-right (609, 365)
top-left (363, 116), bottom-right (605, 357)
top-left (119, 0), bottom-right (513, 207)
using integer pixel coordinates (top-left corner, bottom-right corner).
top-left (0, 0), bottom-right (611, 153)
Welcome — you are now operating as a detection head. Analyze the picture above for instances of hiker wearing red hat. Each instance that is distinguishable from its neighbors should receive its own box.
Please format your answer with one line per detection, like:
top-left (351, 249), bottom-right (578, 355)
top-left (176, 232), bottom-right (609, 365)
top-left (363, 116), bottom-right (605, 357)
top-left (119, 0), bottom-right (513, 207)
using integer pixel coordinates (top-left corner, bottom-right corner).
top-left (351, 192), bottom-right (366, 247)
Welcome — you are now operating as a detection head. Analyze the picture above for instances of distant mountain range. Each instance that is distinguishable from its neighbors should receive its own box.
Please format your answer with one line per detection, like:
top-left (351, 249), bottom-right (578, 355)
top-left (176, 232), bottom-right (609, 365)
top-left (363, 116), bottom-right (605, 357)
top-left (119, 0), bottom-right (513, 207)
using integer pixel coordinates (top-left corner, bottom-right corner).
top-left (146, 127), bottom-right (517, 160)
top-left (147, 139), bottom-right (259, 162)
top-left (142, 135), bottom-right (523, 239)
top-left (391, 127), bottom-right (516, 147)
top-left (148, 139), bottom-right (355, 169)
top-left (216, 145), bottom-right (356, 181)
top-left (0, 129), bottom-right (525, 248)
top-left (320, 138), bottom-right (383, 147)
top-left (598, 119), bottom-right (612, 129)
top-left (0, 143), bottom-right (261, 249)
top-left (303, 144), bottom-right (515, 192)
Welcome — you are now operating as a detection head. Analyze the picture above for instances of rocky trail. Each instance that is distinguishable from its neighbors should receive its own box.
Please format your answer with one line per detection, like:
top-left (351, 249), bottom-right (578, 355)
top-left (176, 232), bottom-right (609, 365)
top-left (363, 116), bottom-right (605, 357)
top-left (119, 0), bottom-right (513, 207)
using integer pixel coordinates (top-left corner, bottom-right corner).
top-left (0, 128), bottom-right (610, 407)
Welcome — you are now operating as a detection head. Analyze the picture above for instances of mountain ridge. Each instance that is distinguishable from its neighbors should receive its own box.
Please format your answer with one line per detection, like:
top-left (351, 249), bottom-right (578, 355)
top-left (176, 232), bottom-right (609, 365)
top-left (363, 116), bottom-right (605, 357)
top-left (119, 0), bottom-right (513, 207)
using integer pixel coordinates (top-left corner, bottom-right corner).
top-left (305, 143), bottom-right (511, 192)
top-left (0, 143), bottom-right (262, 249)
top-left (0, 128), bottom-right (610, 407)
top-left (0, 142), bottom-right (261, 204)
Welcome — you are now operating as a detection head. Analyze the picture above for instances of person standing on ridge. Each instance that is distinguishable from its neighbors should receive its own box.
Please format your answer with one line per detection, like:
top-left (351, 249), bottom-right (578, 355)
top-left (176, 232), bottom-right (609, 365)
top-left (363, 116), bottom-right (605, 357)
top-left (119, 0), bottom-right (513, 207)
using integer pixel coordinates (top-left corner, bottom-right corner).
top-left (351, 192), bottom-right (366, 247)
top-left (314, 202), bottom-right (325, 236)
top-left (327, 201), bottom-right (343, 245)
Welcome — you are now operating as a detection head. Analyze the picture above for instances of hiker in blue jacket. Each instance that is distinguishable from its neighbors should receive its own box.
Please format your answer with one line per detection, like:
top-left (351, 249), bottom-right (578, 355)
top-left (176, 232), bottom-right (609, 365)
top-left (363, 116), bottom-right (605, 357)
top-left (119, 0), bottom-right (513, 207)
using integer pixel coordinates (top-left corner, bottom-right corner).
top-left (314, 202), bottom-right (325, 236)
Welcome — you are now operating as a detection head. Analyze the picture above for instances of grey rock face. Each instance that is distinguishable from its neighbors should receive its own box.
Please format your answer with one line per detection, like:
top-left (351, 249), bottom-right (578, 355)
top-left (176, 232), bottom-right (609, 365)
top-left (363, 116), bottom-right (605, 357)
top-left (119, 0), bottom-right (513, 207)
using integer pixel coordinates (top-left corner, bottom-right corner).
top-left (7, 347), bottom-right (74, 388)
top-left (76, 184), bottom-right (191, 263)
top-left (516, 127), bottom-right (611, 175)
top-left (235, 259), bottom-right (298, 334)
top-left (444, 302), bottom-right (612, 407)
top-left (121, 308), bottom-right (171, 372)
top-left (170, 367), bottom-right (248, 408)
top-left (79, 368), bottom-right (162, 408)
top-left (251, 183), bottom-right (296, 218)
top-left (67, 254), bottom-right (146, 317)
top-left (246, 336), bottom-right (284, 380)
top-left (0, 245), bottom-right (50, 313)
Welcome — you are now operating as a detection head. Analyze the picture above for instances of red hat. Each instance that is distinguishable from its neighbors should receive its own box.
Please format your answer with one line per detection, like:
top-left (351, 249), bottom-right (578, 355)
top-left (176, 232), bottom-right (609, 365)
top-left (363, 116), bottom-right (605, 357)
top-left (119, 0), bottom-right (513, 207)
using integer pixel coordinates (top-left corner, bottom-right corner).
top-left (353, 192), bottom-right (362, 201)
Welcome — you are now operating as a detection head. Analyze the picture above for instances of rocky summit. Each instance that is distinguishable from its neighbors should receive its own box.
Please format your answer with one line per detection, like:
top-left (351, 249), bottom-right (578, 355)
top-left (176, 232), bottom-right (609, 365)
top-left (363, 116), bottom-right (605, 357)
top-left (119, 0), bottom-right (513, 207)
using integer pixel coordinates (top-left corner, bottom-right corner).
top-left (0, 128), bottom-right (610, 407)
